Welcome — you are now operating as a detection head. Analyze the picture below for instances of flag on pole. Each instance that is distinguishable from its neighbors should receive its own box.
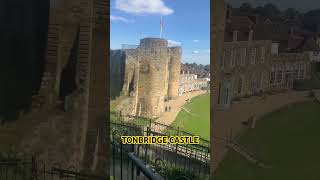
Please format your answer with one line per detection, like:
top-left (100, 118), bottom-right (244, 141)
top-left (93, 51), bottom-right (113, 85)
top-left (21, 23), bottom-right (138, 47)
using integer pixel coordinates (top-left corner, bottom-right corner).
top-left (160, 16), bottom-right (163, 38)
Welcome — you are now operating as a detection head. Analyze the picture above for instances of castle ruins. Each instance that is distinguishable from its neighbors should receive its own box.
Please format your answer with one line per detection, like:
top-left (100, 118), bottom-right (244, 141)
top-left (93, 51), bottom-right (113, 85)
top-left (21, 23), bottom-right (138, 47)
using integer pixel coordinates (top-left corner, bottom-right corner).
top-left (21, 0), bottom-right (109, 175)
top-left (111, 38), bottom-right (182, 118)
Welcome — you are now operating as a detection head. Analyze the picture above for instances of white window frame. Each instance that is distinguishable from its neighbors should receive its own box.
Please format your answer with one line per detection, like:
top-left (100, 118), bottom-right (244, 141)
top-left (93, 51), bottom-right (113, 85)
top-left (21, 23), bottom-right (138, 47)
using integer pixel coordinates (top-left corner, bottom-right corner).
top-left (298, 63), bottom-right (305, 80)
top-left (231, 49), bottom-right (237, 67)
top-left (261, 46), bottom-right (265, 63)
top-left (251, 48), bottom-right (257, 64)
top-left (276, 66), bottom-right (283, 84)
top-left (221, 51), bottom-right (225, 69)
top-left (240, 48), bottom-right (246, 65)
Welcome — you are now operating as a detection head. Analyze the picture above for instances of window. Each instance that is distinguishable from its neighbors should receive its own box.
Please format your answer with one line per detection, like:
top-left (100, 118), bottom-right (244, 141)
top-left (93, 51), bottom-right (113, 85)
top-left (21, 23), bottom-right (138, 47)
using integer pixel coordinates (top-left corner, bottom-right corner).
top-left (238, 78), bottom-right (242, 94)
top-left (241, 48), bottom-right (246, 65)
top-left (251, 48), bottom-right (257, 64)
top-left (261, 74), bottom-right (266, 89)
top-left (285, 64), bottom-right (292, 75)
top-left (261, 47), bottom-right (265, 63)
top-left (270, 68), bottom-right (276, 84)
top-left (298, 63), bottom-right (305, 79)
top-left (276, 66), bottom-right (283, 84)
top-left (221, 51), bottom-right (225, 69)
top-left (230, 50), bottom-right (234, 67)
top-left (231, 49), bottom-right (236, 67)
top-left (293, 64), bottom-right (299, 79)
top-left (250, 77), bottom-right (255, 93)
top-left (224, 87), bottom-right (229, 104)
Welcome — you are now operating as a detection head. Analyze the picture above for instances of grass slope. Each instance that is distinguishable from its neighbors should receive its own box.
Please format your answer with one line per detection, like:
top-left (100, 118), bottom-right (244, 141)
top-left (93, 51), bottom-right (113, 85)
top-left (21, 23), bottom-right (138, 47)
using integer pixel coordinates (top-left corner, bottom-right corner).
top-left (171, 93), bottom-right (210, 140)
top-left (215, 101), bottom-right (320, 180)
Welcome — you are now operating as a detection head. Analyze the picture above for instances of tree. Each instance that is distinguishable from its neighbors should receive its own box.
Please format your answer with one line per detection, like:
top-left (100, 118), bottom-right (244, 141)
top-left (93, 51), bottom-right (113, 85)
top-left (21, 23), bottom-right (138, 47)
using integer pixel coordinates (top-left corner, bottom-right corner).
top-left (303, 9), bottom-right (320, 33)
top-left (283, 8), bottom-right (301, 20)
top-left (240, 3), bottom-right (253, 13)
top-left (263, 3), bottom-right (281, 18)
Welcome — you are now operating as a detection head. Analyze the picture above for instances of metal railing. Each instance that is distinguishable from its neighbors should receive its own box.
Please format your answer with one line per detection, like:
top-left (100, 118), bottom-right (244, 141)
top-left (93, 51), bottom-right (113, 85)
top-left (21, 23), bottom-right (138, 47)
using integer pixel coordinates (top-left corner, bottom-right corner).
top-left (0, 152), bottom-right (106, 180)
top-left (110, 113), bottom-right (210, 180)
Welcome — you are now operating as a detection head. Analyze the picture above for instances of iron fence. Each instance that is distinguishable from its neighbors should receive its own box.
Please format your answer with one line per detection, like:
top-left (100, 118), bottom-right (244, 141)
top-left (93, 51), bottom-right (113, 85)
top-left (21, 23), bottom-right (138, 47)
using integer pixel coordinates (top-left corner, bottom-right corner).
top-left (110, 113), bottom-right (210, 180)
top-left (110, 112), bottom-right (210, 150)
top-left (0, 152), bottom-right (106, 180)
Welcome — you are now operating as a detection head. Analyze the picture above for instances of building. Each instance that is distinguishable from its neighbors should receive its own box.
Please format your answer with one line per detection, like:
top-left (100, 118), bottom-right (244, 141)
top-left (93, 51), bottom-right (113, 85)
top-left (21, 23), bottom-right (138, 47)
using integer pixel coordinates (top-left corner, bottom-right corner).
top-left (178, 72), bottom-right (209, 96)
top-left (111, 38), bottom-right (182, 118)
top-left (218, 31), bottom-right (312, 109)
top-left (270, 47), bottom-right (311, 89)
top-left (216, 6), bottom-right (316, 110)
top-left (218, 37), bottom-right (272, 109)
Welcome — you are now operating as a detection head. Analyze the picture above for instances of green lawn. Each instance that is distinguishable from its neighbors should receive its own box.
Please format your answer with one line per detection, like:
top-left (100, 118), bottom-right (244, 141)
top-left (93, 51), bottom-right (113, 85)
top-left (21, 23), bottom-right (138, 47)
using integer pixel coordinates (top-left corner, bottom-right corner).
top-left (214, 101), bottom-right (320, 180)
top-left (171, 93), bottom-right (210, 140)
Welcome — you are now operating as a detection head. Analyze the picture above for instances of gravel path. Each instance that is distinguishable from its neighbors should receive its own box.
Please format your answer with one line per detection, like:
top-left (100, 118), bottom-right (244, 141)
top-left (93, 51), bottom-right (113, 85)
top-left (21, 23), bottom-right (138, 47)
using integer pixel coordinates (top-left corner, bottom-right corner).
top-left (156, 90), bottom-right (208, 125)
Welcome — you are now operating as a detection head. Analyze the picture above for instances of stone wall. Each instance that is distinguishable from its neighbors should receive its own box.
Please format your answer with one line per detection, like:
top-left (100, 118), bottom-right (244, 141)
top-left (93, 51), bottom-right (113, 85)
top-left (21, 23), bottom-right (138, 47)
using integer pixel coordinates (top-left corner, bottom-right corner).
top-left (110, 50), bottom-right (125, 99)
top-left (168, 47), bottom-right (182, 98)
top-left (28, 0), bottom-right (108, 176)
top-left (115, 38), bottom-right (182, 118)
top-left (211, 0), bottom-right (227, 174)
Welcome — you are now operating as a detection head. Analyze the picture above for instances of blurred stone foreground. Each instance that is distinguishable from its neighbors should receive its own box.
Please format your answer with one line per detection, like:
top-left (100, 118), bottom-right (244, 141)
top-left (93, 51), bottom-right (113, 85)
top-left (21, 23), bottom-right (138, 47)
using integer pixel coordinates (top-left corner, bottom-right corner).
top-left (0, 0), bottom-right (109, 176)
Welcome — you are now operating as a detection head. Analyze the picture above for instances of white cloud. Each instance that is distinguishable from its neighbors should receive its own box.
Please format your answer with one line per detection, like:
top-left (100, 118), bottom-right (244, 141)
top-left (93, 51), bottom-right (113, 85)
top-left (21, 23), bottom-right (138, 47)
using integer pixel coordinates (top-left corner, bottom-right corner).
top-left (193, 50), bottom-right (199, 54)
top-left (193, 40), bottom-right (199, 43)
top-left (168, 40), bottom-right (181, 47)
top-left (110, 15), bottom-right (133, 23)
top-left (115, 0), bottom-right (174, 16)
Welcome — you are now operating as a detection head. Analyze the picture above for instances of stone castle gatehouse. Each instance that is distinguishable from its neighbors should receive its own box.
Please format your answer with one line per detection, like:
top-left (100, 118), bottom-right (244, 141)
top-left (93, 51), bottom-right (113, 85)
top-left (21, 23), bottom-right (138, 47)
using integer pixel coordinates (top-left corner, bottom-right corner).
top-left (111, 38), bottom-right (182, 118)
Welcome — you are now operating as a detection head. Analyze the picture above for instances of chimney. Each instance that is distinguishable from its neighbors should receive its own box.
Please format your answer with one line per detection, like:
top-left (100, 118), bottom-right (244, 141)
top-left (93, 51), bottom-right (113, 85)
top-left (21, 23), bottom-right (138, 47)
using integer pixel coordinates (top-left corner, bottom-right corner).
top-left (249, 30), bottom-right (253, 42)
top-left (233, 30), bottom-right (238, 42)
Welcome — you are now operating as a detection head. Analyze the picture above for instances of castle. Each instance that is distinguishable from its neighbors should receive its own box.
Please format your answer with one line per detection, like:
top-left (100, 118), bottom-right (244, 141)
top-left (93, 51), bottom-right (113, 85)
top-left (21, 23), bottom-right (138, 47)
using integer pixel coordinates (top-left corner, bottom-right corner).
top-left (28, 0), bottom-right (108, 174)
top-left (111, 38), bottom-right (182, 118)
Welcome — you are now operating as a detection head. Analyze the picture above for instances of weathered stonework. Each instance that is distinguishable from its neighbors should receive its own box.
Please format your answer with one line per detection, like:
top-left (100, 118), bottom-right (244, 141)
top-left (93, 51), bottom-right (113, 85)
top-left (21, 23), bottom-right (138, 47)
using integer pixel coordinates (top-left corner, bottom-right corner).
top-left (168, 47), bottom-right (182, 98)
top-left (211, 0), bottom-right (227, 174)
top-left (112, 38), bottom-right (182, 118)
top-left (27, 0), bottom-right (108, 176)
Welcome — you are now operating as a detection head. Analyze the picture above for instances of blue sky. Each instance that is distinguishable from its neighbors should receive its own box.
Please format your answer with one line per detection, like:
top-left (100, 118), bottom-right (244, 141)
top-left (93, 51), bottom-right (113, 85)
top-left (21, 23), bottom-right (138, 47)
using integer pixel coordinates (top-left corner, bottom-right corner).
top-left (110, 0), bottom-right (210, 65)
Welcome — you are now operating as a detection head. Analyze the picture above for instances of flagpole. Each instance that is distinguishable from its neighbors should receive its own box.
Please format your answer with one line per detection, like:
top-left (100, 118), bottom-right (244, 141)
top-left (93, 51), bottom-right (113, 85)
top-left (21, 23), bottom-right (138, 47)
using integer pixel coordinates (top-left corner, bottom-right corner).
top-left (160, 16), bottom-right (163, 38)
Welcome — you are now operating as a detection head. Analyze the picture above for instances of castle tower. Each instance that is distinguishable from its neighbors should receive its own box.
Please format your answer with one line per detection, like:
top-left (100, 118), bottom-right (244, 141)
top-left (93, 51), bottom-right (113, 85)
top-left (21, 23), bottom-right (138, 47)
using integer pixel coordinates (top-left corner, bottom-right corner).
top-left (168, 47), bottom-right (182, 99)
top-left (138, 38), bottom-right (169, 118)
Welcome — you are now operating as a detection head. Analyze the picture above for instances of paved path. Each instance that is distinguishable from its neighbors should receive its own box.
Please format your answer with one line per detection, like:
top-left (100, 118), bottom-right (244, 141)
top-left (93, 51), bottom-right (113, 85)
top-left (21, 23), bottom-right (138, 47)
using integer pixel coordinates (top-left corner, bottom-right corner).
top-left (156, 90), bottom-right (208, 125)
